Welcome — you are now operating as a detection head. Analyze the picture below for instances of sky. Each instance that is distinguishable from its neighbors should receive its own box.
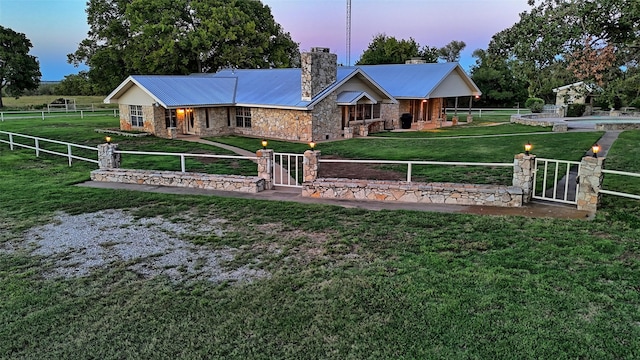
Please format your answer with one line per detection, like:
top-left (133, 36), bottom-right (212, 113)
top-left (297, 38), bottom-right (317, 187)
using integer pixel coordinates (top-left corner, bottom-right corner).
top-left (0, 0), bottom-right (531, 81)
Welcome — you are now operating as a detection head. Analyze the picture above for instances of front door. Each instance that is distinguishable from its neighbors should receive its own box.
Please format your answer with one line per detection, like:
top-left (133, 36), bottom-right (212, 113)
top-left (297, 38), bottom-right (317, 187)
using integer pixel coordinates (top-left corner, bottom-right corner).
top-left (185, 108), bottom-right (195, 134)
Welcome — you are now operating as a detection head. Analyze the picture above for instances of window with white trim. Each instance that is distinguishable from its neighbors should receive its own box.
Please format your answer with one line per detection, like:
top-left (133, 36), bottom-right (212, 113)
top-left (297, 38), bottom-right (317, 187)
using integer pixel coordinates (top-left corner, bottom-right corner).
top-left (235, 107), bottom-right (251, 128)
top-left (130, 105), bottom-right (144, 127)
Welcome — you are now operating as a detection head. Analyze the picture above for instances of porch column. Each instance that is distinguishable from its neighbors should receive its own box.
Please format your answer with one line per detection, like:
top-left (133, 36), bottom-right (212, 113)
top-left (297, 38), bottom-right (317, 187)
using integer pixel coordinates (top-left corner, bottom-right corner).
top-left (303, 149), bottom-right (321, 182)
top-left (97, 143), bottom-right (121, 169)
top-left (257, 149), bottom-right (274, 190)
top-left (512, 153), bottom-right (536, 203)
top-left (452, 97), bottom-right (459, 125)
top-left (576, 156), bottom-right (605, 213)
top-left (467, 96), bottom-right (473, 123)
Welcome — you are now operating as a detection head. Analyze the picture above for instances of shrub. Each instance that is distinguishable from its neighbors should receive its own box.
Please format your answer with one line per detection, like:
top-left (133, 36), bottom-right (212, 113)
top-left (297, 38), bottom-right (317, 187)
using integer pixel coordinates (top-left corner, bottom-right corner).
top-left (525, 98), bottom-right (544, 113)
top-left (567, 103), bottom-right (586, 117)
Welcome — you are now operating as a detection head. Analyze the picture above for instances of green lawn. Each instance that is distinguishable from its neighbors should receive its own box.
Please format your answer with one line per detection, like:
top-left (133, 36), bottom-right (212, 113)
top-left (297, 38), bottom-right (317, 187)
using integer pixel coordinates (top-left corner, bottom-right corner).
top-left (1, 116), bottom-right (640, 359)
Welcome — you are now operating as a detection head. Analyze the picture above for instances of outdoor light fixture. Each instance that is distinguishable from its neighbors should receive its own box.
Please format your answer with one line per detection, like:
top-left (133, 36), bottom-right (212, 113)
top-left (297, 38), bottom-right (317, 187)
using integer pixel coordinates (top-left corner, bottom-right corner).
top-left (309, 140), bottom-right (316, 150)
top-left (475, 94), bottom-right (480, 100)
top-left (524, 142), bottom-right (532, 156)
top-left (592, 143), bottom-right (601, 158)
top-left (105, 136), bottom-right (112, 144)
top-left (261, 139), bottom-right (268, 149)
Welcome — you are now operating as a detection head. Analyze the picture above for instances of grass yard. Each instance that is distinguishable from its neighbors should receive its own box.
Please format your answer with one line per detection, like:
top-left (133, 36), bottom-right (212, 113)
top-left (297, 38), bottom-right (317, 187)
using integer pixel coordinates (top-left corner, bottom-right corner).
top-left (1, 116), bottom-right (640, 359)
top-left (1, 95), bottom-right (115, 110)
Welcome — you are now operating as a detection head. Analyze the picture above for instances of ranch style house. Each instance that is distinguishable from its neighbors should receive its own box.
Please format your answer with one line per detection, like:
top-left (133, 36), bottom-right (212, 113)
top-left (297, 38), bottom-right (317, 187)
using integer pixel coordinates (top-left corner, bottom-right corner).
top-left (105, 48), bottom-right (481, 142)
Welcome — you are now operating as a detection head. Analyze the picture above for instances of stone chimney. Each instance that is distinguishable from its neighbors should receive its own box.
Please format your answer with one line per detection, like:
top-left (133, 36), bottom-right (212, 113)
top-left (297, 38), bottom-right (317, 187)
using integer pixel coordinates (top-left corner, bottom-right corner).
top-left (301, 47), bottom-right (337, 101)
top-left (406, 57), bottom-right (426, 64)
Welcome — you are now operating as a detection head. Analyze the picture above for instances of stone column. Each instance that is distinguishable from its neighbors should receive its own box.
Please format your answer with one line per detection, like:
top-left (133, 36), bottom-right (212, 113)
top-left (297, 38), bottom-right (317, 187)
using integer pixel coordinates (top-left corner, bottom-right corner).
top-left (466, 114), bottom-right (473, 123)
top-left (303, 150), bottom-right (320, 182)
top-left (256, 149), bottom-right (273, 190)
top-left (97, 143), bottom-right (121, 169)
top-left (577, 156), bottom-right (605, 213)
top-left (512, 153), bottom-right (536, 203)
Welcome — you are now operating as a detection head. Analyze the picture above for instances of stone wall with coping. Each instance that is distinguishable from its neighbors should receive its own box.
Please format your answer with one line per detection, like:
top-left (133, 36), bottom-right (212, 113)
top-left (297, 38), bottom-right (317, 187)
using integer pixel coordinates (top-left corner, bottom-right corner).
top-left (90, 169), bottom-right (265, 193)
top-left (595, 123), bottom-right (640, 131)
top-left (510, 114), bottom-right (559, 127)
top-left (302, 150), bottom-right (524, 207)
top-left (302, 179), bottom-right (523, 207)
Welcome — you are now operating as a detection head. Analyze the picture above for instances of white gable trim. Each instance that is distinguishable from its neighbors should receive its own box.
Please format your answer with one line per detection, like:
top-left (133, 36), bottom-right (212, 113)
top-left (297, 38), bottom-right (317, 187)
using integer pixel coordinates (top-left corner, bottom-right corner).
top-left (104, 76), bottom-right (168, 108)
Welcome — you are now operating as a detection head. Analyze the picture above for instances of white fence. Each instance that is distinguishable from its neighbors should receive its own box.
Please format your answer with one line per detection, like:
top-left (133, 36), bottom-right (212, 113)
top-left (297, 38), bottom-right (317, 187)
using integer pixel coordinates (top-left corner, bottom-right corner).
top-left (114, 150), bottom-right (257, 173)
top-left (600, 169), bottom-right (640, 200)
top-left (318, 158), bottom-right (514, 183)
top-left (444, 108), bottom-right (531, 118)
top-left (0, 108), bottom-right (118, 121)
top-left (0, 131), bottom-right (99, 165)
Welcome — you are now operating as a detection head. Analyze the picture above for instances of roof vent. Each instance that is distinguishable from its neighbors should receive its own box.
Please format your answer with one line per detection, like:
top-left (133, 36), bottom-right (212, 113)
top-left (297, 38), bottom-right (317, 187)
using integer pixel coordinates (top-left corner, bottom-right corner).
top-left (311, 47), bottom-right (330, 53)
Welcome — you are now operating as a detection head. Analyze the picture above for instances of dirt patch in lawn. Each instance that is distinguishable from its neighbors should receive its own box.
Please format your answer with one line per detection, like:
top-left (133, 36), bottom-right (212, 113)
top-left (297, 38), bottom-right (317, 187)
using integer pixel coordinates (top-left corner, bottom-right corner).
top-left (318, 155), bottom-right (407, 181)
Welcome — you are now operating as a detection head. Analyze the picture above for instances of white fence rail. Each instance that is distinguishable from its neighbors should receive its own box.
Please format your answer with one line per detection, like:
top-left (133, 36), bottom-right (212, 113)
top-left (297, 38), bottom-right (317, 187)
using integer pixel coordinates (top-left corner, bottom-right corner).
top-left (318, 158), bottom-right (514, 183)
top-left (600, 169), bottom-right (640, 200)
top-left (114, 150), bottom-right (257, 173)
top-left (0, 131), bottom-right (99, 165)
top-left (0, 108), bottom-right (119, 121)
top-left (444, 108), bottom-right (531, 118)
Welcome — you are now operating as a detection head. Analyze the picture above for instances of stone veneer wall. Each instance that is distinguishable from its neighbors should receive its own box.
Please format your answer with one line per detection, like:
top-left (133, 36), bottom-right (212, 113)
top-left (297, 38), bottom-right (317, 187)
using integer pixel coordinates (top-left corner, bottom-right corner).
top-left (197, 108), bottom-right (232, 137)
top-left (234, 108), bottom-right (313, 142)
top-left (380, 103), bottom-right (399, 129)
top-left (311, 93), bottom-right (342, 141)
top-left (302, 179), bottom-right (523, 207)
top-left (91, 169), bottom-right (265, 193)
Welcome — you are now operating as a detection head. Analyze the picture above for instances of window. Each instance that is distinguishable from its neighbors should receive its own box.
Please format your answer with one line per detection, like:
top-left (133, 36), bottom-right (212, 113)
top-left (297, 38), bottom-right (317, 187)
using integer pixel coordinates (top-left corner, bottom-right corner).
top-left (345, 104), bottom-right (381, 122)
top-left (130, 105), bottom-right (144, 127)
top-left (205, 109), bottom-right (210, 128)
top-left (235, 107), bottom-right (251, 128)
top-left (164, 109), bottom-right (177, 128)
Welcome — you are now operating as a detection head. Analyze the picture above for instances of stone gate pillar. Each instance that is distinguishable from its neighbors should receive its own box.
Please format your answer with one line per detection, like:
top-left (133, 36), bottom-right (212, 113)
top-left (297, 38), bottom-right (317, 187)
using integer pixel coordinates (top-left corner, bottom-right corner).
top-left (256, 149), bottom-right (273, 190)
top-left (303, 150), bottom-right (320, 182)
top-left (577, 156), bottom-right (605, 213)
top-left (97, 143), bottom-right (121, 169)
top-left (513, 153), bottom-right (536, 203)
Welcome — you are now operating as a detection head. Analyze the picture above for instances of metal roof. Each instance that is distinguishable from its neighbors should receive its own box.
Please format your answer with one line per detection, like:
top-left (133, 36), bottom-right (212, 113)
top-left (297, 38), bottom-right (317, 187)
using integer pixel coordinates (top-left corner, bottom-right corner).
top-left (105, 62), bottom-right (479, 109)
top-left (336, 91), bottom-right (377, 105)
top-left (133, 75), bottom-right (236, 107)
top-left (352, 63), bottom-right (480, 99)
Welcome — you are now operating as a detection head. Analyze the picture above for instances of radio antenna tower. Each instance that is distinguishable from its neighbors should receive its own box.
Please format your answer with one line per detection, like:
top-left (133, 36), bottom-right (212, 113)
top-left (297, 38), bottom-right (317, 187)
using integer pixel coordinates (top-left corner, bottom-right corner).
top-left (346, 0), bottom-right (351, 65)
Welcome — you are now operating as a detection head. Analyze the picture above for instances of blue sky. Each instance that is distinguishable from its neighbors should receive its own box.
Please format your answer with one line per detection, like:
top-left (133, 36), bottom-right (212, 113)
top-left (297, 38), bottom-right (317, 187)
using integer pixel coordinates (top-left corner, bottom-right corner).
top-left (0, 0), bottom-right (530, 81)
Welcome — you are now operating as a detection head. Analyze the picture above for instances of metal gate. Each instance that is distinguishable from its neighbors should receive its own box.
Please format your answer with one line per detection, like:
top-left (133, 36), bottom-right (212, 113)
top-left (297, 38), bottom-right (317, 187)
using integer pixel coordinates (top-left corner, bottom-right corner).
top-left (532, 158), bottom-right (581, 205)
top-left (272, 152), bottom-right (304, 188)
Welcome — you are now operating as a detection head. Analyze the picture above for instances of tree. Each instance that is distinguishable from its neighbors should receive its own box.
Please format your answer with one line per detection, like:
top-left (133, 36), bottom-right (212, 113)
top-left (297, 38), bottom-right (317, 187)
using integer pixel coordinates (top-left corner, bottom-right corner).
top-left (0, 26), bottom-right (41, 108)
top-left (489, 0), bottom-right (640, 99)
top-left (438, 40), bottom-right (466, 62)
top-left (356, 34), bottom-right (441, 65)
top-left (470, 49), bottom-right (528, 107)
top-left (56, 71), bottom-right (98, 96)
top-left (68, 0), bottom-right (299, 94)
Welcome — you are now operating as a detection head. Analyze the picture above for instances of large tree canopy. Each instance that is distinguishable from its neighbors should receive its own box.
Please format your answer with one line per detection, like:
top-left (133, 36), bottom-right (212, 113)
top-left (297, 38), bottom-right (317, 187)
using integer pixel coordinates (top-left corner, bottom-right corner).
top-left (357, 34), bottom-right (469, 65)
top-left (488, 0), bottom-right (640, 102)
top-left (69, 0), bottom-right (300, 94)
top-left (0, 26), bottom-right (41, 108)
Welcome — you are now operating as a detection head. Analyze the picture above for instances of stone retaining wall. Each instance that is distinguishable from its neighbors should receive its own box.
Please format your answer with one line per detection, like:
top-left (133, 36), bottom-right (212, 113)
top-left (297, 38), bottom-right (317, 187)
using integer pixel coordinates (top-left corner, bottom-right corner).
top-left (91, 169), bottom-right (265, 193)
top-left (510, 114), bottom-right (558, 127)
top-left (302, 178), bottom-right (523, 207)
top-left (595, 123), bottom-right (640, 131)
